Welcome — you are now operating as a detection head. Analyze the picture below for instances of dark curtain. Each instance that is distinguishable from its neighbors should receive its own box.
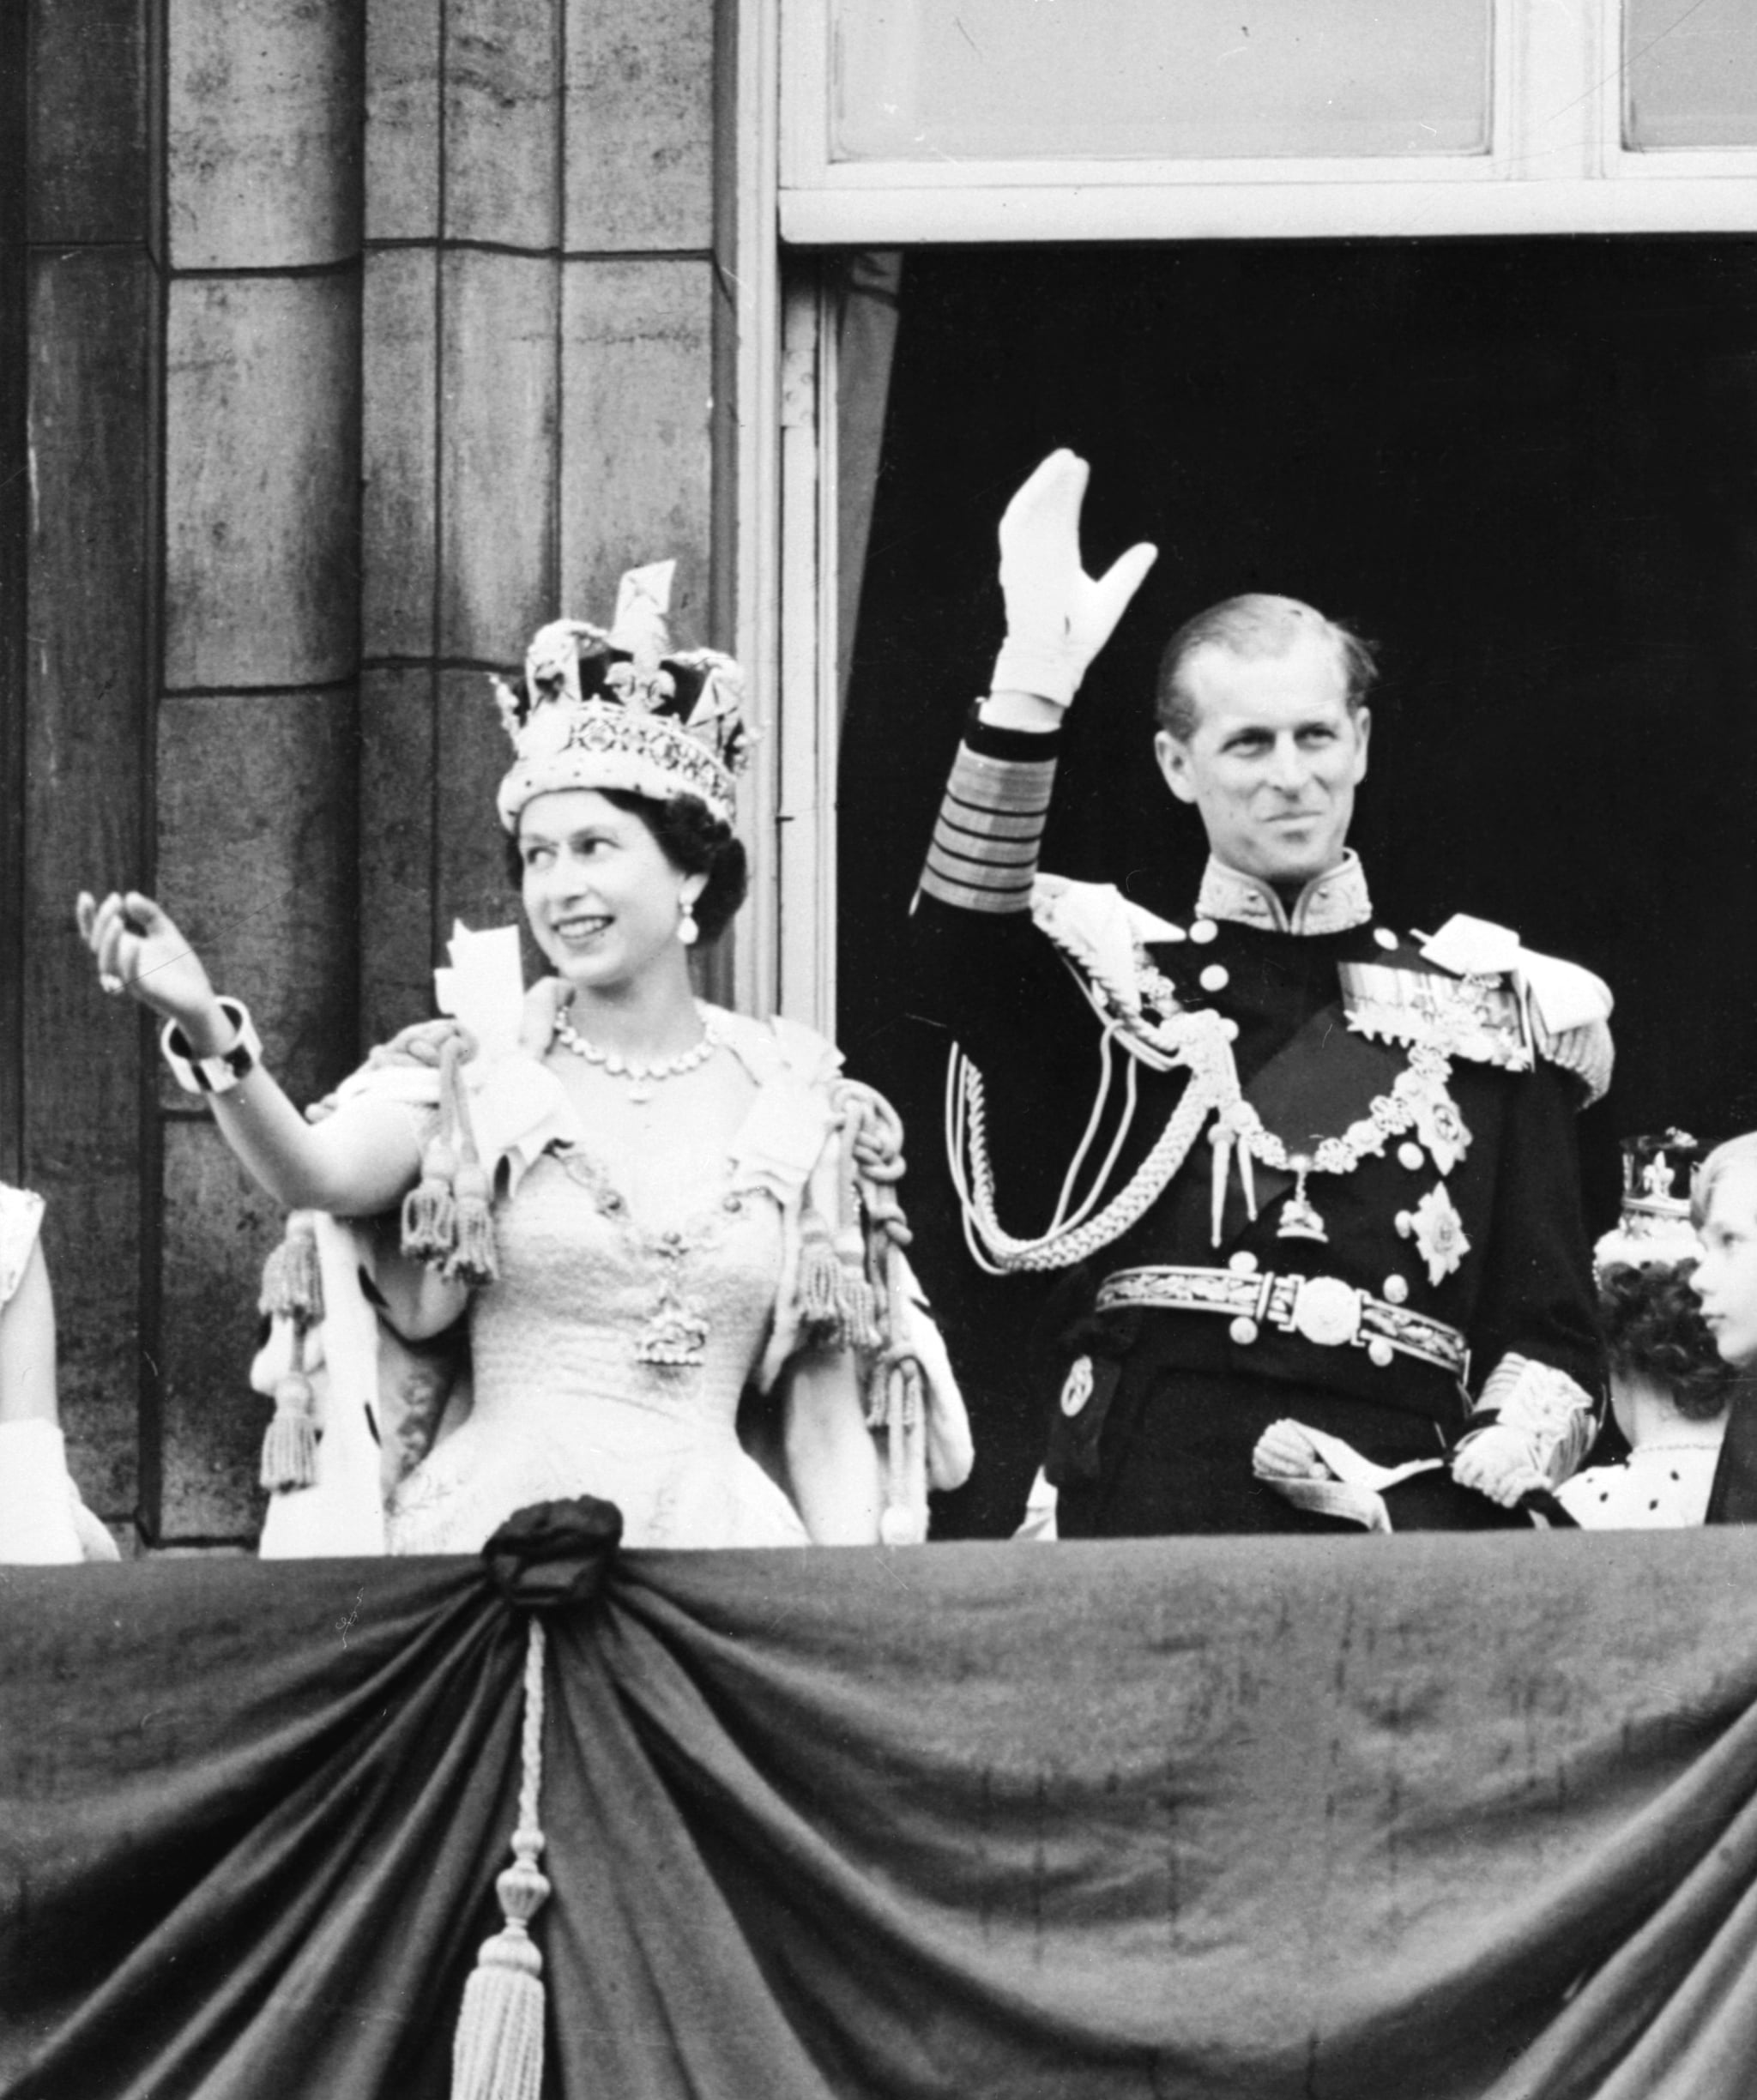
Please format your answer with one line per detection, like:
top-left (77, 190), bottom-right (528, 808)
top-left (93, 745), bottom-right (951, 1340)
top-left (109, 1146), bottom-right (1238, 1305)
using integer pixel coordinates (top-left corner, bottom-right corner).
top-left (836, 250), bottom-right (904, 711)
top-left (9, 1530), bottom-right (1757, 2098)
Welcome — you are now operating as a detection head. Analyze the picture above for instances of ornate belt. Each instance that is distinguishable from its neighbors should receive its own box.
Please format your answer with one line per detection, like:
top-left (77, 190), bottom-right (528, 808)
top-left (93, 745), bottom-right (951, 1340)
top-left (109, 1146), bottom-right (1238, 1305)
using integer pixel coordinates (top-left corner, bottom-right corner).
top-left (1096, 1264), bottom-right (1470, 1381)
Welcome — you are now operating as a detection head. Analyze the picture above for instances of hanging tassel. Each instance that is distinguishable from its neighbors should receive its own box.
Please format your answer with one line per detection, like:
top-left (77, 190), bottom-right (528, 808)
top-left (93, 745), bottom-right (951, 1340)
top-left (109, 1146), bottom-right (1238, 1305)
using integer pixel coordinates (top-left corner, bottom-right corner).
top-left (443, 1065), bottom-right (499, 1287)
top-left (402, 1136), bottom-right (460, 1263)
top-left (1209, 1119), bottom-right (1233, 1250)
top-left (446, 1159), bottom-right (499, 1287)
top-left (877, 1354), bottom-right (927, 1545)
top-left (404, 1035), bottom-right (472, 1267)
top-left (454, 1620), bottom-right (550, 2100)
top-left (795, 1202), bottom-right (846, 1345)
top-left (260, 1351), bottom-right (318, 1492)
top-left (834, 1224), bottom-right (882, 1352)
top-left (259, 1212), bottom-right (324, 1323)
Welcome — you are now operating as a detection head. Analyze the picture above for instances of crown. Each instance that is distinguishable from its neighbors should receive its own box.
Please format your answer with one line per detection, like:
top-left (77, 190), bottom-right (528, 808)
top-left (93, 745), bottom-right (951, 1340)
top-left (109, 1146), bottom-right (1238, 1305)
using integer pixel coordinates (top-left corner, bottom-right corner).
top-left (1593, 1129), bottom-right (1701, 1276)
top-left (492, 561), bottom-right (751, 830)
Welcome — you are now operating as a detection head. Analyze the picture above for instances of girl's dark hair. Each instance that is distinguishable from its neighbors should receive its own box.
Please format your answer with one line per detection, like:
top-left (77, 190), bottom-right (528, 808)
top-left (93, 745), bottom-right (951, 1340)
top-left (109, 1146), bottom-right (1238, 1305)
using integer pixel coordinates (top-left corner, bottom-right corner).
top-left (504, 788), bottom-right (748, 944)
top-left (1597, 1259), bottom-right (1738, 1422)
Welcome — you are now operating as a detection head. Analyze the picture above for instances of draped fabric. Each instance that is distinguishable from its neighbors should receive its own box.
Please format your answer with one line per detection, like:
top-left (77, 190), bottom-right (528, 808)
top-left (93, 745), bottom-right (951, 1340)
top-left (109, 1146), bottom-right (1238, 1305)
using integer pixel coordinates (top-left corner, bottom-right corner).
top-left (7, 1524), bottom-right (1757, 2098)
top-left (835, 249), bottom-right (903, 711)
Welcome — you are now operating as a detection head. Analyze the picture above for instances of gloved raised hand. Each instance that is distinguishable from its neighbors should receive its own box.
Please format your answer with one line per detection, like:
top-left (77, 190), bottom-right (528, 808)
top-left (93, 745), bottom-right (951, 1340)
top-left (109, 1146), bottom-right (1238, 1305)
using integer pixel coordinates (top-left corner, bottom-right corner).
top-left (991, 450), bottom-right (1158, 709)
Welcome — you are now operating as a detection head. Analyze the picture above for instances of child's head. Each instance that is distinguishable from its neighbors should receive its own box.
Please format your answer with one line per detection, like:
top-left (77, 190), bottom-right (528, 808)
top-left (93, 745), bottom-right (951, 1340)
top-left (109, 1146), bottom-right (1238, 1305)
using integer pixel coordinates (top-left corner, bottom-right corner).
top-left (1691, 1134), bottom-right (1757, 1367)
top-left (1597, 1259), bottom-right (1736, 1436)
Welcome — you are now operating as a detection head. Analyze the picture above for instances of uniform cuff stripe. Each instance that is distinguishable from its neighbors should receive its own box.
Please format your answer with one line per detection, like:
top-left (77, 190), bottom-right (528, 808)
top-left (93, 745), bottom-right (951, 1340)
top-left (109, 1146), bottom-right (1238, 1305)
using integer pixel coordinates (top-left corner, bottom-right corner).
top-left (949, 745), bottom-right (1058, 803)
top-left (919, 866), bottom-right (1035, 914)
top-left (940, 803), bottom-right (1048, 841)
top-left (931, 828), bottom-right (1038, 871)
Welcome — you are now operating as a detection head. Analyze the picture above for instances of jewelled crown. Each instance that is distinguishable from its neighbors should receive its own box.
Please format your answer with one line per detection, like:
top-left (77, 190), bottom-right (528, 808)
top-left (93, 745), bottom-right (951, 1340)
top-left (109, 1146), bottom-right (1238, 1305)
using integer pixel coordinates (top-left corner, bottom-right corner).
top-left (1593, 1130), bottom-right (1701, 1276)
top-left (492, 561), bottom-right (751, 830)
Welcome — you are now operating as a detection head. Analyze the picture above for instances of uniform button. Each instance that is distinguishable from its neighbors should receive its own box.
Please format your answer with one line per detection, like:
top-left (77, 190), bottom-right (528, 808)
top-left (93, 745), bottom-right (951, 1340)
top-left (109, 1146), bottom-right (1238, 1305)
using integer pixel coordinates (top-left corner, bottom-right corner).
top-left (1228, 1250), bottom-right (1259, 1275)
top-left (1374, 927), bottom-right (1398, 951)
top-left (1191, 918), bottom-right (1219, 944)
top-left (1368, 1338), bottom-right (1395, 1368)
top-left (1398, 1142), bottom-right (1424, 1172)
top-left (1382, 1274), bottom-right (1410, 1305)
top-left (1229, 1316), bottom-right (1259, 1346)
top-left (1199, 963), bottom-right (1229, 993)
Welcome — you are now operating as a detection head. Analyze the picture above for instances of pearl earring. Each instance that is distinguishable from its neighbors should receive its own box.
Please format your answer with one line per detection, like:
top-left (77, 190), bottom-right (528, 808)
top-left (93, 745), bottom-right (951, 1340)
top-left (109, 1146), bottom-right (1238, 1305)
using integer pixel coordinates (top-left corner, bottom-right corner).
top-left (678, 893), bottom-right (699, 947)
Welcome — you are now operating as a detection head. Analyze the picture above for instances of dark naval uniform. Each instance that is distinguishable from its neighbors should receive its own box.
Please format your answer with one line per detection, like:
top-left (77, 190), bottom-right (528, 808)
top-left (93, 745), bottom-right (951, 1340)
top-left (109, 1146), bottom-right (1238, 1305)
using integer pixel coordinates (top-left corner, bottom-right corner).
top-left (914, 714), bottom-right (1608, 1535)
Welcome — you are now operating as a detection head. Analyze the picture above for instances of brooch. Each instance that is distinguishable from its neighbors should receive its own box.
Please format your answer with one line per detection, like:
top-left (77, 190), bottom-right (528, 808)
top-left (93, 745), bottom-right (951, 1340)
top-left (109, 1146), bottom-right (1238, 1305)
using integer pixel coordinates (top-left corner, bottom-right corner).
top-left (1397, 1184), bottom-right (1471, 1287)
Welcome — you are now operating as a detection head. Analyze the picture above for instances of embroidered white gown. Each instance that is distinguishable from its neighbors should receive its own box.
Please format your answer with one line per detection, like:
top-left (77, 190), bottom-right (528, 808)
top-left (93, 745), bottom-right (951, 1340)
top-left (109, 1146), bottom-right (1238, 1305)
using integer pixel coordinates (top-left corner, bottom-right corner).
top-left (386, 1139), bottom-right (812, 1554)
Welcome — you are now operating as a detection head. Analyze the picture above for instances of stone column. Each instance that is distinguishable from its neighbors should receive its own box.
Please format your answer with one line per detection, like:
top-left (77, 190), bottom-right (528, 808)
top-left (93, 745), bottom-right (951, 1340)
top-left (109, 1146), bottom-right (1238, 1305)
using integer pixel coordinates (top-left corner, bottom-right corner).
top-left (359, 0), bottom-right (721, 1041)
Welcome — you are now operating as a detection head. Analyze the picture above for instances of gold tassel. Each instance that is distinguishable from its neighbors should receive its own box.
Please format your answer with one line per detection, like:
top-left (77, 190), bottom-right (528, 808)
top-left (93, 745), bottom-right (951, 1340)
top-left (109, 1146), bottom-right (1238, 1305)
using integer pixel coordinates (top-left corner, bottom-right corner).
top-left (443, 1056), bottom-right (499, 1286)
top-left (402, 1137), bottom-right (460, 1263)
top-left (842, 1273), bottom-right (882, 1355)
top-left (260, 1366), bottom-right (318, 1492)
top-left (259, 1213), bottom-right (324, 1323)
top-left (796, 1203), bottom-right (846, 1345)
top-left (453, 1622), bottom-right (549, 2100)
top-left (878, 1354), bottom-right (927, 1545)
top-left (446, 1159), bottom-right (499, 1288)
top-left (834, 1225), bottom-right (882, 1352)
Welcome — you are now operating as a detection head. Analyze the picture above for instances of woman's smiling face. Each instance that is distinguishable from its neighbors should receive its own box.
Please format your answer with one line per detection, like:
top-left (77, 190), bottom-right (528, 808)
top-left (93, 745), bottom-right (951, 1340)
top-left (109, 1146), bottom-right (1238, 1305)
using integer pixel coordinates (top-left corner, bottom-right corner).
top-left (516, 789), bottom-right (699, 995)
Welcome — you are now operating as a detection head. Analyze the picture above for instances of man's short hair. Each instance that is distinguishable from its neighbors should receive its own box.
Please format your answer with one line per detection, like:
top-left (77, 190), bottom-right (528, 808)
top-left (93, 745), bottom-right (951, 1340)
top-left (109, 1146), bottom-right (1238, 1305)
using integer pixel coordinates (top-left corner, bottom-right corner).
top-left (1154, 594), bottom-right (1379, 741)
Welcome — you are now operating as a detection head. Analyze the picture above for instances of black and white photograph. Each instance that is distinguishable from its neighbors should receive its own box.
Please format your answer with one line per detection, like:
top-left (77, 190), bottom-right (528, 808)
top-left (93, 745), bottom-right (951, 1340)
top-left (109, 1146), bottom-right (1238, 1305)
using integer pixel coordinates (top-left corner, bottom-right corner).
top-left (7, 4), bottom-right (1757, 2095)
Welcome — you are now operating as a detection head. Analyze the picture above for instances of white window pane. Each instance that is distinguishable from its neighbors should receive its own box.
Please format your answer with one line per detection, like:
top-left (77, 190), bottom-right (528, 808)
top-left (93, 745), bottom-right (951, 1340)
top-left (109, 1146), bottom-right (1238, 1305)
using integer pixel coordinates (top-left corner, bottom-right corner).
top-left (1627, 0), bottom-right (1757, 149)
top-left (830, 0), bottom-right (1492, 162)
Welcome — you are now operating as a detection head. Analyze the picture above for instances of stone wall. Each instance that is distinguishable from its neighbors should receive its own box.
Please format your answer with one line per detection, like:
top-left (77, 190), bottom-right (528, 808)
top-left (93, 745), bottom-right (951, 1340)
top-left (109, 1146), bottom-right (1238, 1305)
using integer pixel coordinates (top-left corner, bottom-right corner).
top-left (5, 0), bottom-right (728, 1548)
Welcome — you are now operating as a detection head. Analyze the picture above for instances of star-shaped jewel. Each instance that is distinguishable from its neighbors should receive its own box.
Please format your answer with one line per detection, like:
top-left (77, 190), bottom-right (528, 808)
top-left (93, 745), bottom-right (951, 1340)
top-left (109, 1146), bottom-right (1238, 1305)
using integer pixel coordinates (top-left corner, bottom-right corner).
top-left (1411, 1083), bottom-right (1471, 1177)
top-left (1407, 1182), bottom-right (1470, 1286)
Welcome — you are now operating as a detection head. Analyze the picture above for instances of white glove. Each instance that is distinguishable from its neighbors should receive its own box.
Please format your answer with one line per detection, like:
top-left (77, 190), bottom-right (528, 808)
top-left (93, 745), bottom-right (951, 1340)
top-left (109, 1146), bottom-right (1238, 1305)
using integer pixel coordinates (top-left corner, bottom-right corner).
top-left (1449, 1422), bottom-right (1551, 1508)
top-left (1450, 1355), bottom-right (1597, 1508)
top-left (990, 450), bottom-right (1157, 709)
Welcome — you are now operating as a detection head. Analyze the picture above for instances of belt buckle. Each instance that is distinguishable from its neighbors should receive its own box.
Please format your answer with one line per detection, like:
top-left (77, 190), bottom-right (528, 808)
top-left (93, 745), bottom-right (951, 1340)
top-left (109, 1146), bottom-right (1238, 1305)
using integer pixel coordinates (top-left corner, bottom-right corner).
top-left (1288, 1275), bottom-right (1362, 1349)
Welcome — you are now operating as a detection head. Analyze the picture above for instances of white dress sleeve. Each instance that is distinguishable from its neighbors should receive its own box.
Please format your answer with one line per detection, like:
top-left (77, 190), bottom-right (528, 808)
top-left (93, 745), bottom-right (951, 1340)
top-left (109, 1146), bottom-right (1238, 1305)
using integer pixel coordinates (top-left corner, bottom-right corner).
top-left (0, 1184), bottom-right (46, 1308)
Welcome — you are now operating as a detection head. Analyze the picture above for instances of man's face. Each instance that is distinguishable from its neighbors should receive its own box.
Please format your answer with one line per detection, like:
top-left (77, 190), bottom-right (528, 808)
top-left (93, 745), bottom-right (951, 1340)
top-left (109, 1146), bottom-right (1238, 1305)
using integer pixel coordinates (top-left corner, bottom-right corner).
top-left (1153, 631), bottom-right (1370, 889)
top-left (1694, 1158), bottom-right (1757, 1367)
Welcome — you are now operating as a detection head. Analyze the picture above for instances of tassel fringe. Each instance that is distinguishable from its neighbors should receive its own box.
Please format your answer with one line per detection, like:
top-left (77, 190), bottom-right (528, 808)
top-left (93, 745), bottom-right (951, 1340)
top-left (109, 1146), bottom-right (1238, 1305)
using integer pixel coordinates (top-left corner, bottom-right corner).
top-left (796, 1204), bottom-right (847, 1346)
top-left (258, 1214), bottom-right (324, 1322)
top-left (260, 1370), bottom-right (318, 1491)
top-left (405, 1033), bottom-right (502, 1285)
top-left (453, 1620), bottom-right (549, 2100)
top-left (445, 1161), bottom-right (499, 1288)
top-left (403, 1140), bottom-right (461, 1264)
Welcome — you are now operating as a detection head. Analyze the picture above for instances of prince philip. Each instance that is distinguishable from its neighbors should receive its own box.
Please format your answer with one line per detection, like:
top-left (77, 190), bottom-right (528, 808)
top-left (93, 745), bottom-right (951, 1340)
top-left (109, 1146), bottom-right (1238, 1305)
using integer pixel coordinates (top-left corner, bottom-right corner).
top-left (914, 452), bottom-right (1611, 1534)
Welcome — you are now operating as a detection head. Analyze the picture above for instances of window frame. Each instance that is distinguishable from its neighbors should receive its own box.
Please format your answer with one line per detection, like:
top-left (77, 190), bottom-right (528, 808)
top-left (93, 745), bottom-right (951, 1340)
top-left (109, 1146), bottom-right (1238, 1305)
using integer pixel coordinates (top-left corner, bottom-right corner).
top-left (779, 0), bottom-right (1757, 244)
top-left (744, 0), bottom-right (1757, 1035)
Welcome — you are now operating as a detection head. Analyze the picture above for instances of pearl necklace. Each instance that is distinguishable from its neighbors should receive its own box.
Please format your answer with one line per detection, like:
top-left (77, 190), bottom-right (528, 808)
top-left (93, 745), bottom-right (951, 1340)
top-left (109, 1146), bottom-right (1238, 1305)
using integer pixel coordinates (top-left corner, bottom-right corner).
top-left (552, 1003), bottom-right (723, 1102)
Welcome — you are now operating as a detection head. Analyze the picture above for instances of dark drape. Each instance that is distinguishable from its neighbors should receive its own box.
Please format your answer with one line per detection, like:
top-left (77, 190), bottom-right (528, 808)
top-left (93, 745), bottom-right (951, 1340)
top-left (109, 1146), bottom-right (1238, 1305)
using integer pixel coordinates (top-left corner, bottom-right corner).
top-left (9, 1529), bottom-right (1757, 2098)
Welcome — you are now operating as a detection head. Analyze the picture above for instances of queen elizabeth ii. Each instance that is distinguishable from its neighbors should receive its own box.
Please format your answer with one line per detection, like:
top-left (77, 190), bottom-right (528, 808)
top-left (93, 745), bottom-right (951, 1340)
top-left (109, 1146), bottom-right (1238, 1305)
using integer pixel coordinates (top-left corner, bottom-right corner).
top-left (79, 565), bottom-right (968, 1554)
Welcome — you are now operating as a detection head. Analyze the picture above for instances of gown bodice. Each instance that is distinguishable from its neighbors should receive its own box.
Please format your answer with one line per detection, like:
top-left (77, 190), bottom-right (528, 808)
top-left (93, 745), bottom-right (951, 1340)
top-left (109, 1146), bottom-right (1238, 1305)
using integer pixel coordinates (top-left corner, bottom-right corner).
top-left (388, 1142), bottom-right (811, 1552)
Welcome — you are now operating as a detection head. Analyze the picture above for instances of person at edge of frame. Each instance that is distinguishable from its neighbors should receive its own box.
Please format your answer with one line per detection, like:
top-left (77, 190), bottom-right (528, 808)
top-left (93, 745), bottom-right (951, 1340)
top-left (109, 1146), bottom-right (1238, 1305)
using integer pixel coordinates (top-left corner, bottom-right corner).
top-left (911, 450), bottom-right (1614, 1536)
top-left (1694, 1134), bottom-right (1757, 1524)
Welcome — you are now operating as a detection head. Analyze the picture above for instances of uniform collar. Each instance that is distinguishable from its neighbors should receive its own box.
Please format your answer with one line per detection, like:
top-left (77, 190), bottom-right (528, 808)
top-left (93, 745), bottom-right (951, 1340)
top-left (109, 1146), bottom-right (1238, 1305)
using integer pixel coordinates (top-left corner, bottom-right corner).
top-left (1194, 850), bottom-right (1373, 936)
